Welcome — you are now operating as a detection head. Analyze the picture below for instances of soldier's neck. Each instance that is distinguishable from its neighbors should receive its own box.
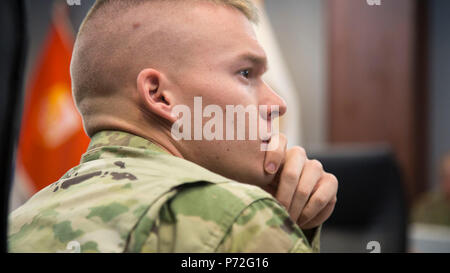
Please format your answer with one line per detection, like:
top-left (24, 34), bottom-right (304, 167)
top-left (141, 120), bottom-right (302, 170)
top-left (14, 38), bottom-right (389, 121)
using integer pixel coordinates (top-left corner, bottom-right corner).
top-left (107, 118), bottom-right (185, 159)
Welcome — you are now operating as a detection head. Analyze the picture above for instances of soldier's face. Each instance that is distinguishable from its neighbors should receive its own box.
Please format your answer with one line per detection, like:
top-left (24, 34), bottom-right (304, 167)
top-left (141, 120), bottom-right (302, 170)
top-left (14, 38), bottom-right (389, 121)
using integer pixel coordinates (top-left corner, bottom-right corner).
top-left (168, 4), bottom-right (287, 187)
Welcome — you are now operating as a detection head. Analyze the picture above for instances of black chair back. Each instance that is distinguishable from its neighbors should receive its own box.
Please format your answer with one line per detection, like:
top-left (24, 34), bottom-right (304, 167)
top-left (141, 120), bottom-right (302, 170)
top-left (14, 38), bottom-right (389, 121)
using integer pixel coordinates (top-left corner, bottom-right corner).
top-left (311, 145), bottom-right (408, 253)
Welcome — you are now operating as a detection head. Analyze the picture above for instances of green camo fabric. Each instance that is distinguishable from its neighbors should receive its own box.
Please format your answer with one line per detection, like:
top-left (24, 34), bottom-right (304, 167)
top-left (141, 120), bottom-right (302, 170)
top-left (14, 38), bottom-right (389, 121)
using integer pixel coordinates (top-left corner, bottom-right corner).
top-left (8, 130), bottom-right (320, 253)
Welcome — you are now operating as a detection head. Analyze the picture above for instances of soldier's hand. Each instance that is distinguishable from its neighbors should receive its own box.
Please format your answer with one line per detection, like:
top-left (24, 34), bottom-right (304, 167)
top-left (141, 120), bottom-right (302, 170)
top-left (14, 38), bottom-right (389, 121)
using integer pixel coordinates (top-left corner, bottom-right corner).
top-left (262, 134), bottom-right (338, 230)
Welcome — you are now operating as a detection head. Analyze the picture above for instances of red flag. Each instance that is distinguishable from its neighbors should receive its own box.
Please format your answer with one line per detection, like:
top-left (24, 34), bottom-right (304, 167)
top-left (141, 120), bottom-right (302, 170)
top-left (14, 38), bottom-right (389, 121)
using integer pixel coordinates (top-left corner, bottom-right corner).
top-left (17, 5), bottom-right (89, 193)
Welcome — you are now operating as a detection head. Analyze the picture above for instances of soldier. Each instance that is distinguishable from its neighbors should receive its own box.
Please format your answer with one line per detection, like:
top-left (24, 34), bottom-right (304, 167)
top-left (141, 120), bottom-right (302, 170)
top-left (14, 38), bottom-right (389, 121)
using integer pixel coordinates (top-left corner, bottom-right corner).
top-left (412, 153), bottom-right (450, 227)
top-left (8, 0), bottom-right (338, 253)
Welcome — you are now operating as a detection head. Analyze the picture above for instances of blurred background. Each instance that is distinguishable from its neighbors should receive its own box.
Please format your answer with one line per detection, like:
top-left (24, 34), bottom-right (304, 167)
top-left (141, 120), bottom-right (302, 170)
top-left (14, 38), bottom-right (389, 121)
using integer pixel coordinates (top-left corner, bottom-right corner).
top-left (1, 0), bottom-right (449, 252)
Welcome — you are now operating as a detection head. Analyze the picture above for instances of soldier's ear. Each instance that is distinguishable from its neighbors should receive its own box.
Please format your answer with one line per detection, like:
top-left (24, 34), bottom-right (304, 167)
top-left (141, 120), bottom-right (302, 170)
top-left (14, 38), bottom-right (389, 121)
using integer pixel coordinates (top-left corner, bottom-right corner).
top-left (137, 68), bottom-right (177, 123)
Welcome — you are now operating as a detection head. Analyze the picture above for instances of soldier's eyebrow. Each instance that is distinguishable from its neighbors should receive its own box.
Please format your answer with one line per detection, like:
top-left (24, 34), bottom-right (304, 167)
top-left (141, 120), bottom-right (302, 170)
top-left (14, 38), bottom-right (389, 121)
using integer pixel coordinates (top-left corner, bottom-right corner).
top-left (234, 52), bottom-right (268, 72)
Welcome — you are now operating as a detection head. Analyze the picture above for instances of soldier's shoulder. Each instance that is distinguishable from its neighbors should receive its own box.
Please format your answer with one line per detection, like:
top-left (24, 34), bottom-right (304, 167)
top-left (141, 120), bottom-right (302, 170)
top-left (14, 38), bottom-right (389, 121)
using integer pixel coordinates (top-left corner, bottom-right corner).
top-left (172, 180), bottom-right (275, 210)
top-left (167, 180), bottom-right (277, 230)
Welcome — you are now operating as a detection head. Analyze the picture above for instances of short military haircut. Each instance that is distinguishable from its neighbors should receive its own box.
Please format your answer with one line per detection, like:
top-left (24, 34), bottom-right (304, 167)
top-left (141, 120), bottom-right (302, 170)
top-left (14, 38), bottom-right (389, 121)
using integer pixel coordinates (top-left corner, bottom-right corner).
top-left (80, 0), bottom-right (258, 34)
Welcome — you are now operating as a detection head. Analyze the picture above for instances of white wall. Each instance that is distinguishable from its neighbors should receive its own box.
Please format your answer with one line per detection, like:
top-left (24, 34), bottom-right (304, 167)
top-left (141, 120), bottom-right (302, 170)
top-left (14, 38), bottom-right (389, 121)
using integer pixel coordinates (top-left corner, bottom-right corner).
top-left (265, 0), bottom-right (327, 148)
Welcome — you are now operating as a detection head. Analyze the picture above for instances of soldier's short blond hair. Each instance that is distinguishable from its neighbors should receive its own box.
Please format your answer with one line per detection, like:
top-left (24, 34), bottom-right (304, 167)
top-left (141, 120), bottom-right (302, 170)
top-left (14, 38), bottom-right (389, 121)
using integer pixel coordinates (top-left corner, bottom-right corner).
top-left (80, 0), bottom-right (258, 34)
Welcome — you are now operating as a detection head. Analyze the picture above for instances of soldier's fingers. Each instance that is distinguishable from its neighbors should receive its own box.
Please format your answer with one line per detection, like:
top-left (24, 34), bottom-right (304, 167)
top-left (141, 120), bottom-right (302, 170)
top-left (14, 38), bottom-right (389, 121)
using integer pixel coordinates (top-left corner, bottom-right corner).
top-left (297, 173), bottom-right (338, 227)
top-left (263, 134), bottom-right (287, 175)
top-left (288, 159), bottom-right (323, 222)
top-left (299, 199), bottom-right (336, 230)
top-left (275, 147), bottom-right (306, 211)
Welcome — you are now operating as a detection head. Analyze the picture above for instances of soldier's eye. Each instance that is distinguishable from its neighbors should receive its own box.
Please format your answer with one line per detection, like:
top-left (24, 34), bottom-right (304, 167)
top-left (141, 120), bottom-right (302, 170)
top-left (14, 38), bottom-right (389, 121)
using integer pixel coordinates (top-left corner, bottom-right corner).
top-left (239, 69), bottom-right (250, 79)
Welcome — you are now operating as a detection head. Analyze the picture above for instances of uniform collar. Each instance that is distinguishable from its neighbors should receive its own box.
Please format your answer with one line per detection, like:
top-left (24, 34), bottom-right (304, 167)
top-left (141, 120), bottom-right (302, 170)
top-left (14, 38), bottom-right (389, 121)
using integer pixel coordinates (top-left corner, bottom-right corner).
top-left (81, 130), bottom-right (170, 163)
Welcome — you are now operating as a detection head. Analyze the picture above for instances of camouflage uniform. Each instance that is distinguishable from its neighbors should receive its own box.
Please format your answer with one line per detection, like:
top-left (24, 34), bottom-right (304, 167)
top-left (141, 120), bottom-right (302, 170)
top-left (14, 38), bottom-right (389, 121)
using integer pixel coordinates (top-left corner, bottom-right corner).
top-left (8, 130), bottom-right (320, 253)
